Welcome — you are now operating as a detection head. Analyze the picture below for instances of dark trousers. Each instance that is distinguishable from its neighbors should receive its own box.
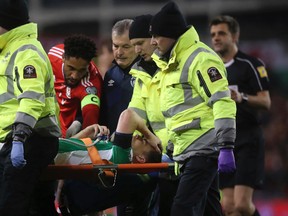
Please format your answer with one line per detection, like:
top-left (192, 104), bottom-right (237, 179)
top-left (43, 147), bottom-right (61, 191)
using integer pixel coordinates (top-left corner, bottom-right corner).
top-left (64, 173), bottom-right (157, 215)
top-left (0, 133), bottom-right (59, 216)
top-left (157, 176), bottom-right (179, 216)
top-left (171, 156), bottom-right (223, 216)
top-left (117, 190), bottom-right (154, 216)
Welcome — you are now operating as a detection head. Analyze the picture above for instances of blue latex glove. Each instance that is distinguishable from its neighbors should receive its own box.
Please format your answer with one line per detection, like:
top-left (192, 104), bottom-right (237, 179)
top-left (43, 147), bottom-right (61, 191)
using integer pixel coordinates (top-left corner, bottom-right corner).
top-left (11, 140), bottom-right (26, 168)
top-left (218, 148), bottom-right (236, 173)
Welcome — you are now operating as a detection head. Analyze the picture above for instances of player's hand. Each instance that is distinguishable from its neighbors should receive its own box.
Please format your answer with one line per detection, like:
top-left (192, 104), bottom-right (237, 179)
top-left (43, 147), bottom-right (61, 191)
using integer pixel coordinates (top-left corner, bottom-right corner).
top-left (82, 124), bottom-right (110, 140)
top-left (218, 148), bottom-right (236, 173)
top-left (66, 120), bottom-right (82, 138)
top-left (230, 89), bottom-right (242, 103)
top-left (146, 134), bottom-right (162, 153)
top-left (11, 140), bottom-right (26, 168)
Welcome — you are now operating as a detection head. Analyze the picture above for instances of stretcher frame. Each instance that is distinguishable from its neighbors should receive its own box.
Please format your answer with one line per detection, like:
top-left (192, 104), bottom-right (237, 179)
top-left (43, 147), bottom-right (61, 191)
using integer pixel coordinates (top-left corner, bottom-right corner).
top-left (41, 138), bottom-right (174, 187)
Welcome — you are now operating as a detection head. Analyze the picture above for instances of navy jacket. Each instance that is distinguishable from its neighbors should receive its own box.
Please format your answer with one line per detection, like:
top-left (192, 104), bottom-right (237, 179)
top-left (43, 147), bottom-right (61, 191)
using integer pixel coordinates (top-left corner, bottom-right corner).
top-left (100, 58), bottom-right (140, 133)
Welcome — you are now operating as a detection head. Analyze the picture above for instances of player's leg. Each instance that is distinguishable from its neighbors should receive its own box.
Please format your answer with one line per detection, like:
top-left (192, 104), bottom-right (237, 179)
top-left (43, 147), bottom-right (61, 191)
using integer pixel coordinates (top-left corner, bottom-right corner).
top-left (220, 187), bottom-right (235, 215)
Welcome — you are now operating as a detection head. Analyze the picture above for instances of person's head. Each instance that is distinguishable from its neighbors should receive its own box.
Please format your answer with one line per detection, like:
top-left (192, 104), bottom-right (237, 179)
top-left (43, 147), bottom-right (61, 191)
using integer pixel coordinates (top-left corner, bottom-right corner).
top-left (0, 0), bottom-right (29, 35)
top-left (63, 34), bottom-right (97, 87)
top-left (209, 15), bottom-right (240, 57)
top-left (150, 1), bottom-right (187, 56)
top-left (129, 14), bottom-right (155, 62)
top-left (131, 135), bottom-right (162, 164)
top-left (112, 19), bottom-right (138, 69)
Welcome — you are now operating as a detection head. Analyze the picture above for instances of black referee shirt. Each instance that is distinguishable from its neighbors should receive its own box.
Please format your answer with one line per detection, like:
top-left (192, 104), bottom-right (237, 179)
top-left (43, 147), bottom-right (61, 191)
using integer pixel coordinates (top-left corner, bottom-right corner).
top-left (225, 51), bottom-right (269, 128)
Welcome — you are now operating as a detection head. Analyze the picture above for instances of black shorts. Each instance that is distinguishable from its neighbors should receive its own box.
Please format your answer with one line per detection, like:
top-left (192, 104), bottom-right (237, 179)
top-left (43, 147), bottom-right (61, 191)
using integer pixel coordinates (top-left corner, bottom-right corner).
top-left (219, 126), bottom-right (264, 189)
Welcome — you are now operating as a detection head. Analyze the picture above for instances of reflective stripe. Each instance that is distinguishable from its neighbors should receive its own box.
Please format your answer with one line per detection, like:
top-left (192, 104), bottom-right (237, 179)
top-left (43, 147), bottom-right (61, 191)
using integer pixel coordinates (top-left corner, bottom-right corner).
top-left (215, 118), bottom-right (235, 130)
top-left (15, 112), bottom-right (37, 128)
top-left (214, 118), bottom-right (236, 143)
top-left (0, 92), bottom-right (16, 103)
top-left (180, 47), bottom-right (215, 83)
top-left (173, 118), bottom-right (200, 132)
top-left (0, 44), bottom-right (47, 104)
top-left (173, 129), bottom-right (217, 161)
top-left (162, 96), bottom-right (204, 118)
top-left (207, 90), bottom-right (230, 107)
top-left (150, 121), bottom-right (166, 130)
top-left (33, 115), bottom-right (62, 137)
top-left (162, 48), bottom-right (216, 117)
top-left (129, 107), bottom-right (147, 120)
top-left (18, 91), bottom-right (45, 102)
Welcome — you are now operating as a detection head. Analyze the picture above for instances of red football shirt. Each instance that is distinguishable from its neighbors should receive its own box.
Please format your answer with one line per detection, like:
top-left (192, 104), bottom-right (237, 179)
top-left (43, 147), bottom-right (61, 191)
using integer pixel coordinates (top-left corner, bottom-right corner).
top-left (48, 44), bottom-right (103, 137)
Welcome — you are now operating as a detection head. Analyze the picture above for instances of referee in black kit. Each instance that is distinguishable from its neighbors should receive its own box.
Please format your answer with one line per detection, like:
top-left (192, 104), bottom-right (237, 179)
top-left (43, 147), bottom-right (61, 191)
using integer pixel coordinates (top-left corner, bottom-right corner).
top-left (210, 15), bottom-right (271, 216)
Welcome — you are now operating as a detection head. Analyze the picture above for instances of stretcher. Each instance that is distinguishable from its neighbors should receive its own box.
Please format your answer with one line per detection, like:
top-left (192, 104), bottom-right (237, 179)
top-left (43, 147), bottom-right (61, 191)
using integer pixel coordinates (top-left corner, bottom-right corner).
top-left (41, 137), bottom-right (174, 187)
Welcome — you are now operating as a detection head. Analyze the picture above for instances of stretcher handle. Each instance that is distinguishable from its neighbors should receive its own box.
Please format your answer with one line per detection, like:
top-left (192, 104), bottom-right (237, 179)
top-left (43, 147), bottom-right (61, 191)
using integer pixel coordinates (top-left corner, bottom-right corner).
top-left (98, 168), bottom-right (117, 188)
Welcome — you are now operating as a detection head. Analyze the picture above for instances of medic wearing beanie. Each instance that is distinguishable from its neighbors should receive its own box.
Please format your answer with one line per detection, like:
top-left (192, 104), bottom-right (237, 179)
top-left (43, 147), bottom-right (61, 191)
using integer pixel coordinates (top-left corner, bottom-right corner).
top-left (128, 14), bottom-right (170, 151)
top-left (0, 0), bottom-right (61, 215)
top-left (129, 14), bottom-right (179, 216)
top-left (150, 1), bottom-right (237, 216)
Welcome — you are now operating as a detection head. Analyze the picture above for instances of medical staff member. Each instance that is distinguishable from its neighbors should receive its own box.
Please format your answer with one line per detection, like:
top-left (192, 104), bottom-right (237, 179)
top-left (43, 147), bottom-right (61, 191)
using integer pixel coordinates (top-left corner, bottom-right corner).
top-left (127, 15), bottom-right (177, 215)
top-left (128, 14), bottom-right (168, 151)
top-left (150, 2), bottom-right (237, 215)
top-left (0, 0), bottom-right (61, 215)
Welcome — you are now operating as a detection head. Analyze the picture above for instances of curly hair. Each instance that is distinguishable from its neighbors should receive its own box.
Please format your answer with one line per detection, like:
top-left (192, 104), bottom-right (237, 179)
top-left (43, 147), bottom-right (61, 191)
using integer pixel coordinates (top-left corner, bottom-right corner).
top-left (64, 34), bottom-right (97, 61)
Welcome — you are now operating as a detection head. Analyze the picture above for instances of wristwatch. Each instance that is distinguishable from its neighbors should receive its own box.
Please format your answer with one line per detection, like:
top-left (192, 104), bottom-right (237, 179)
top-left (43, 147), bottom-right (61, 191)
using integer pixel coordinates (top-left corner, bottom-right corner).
top-left (240, 92), bottom-right (248, 103)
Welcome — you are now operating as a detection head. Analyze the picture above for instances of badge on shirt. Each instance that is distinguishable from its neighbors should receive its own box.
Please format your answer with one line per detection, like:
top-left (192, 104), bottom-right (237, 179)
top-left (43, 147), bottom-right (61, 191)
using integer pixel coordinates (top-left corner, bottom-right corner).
top-left (108, 79), bottom-right (114, 87)
top-left (207, 67), bottom-right (222, 82)
top-left (257, 66), bottom-right (268, 78)
top-left (86, 86), bottom-right (97, 95)
top-left (23, 65), bottom-right (37, 79)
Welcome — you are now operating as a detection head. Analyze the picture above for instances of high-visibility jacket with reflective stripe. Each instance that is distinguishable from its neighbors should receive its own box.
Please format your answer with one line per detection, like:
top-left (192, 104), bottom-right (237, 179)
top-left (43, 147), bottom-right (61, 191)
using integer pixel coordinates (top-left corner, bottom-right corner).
top-left (129, 62), bottom-right (169, 151)
top-left (152, 27), bottom-right (236, 162)
top-left (0, 23), bottom-right (61, 141)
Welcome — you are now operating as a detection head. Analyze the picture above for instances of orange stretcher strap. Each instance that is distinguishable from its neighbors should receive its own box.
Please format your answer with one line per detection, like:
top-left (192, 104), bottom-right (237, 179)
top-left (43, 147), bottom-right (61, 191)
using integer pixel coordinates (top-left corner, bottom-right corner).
top-left (81, 138), bottom-right (112, 164)
top-left (81, 138), bottom-right (103, 164)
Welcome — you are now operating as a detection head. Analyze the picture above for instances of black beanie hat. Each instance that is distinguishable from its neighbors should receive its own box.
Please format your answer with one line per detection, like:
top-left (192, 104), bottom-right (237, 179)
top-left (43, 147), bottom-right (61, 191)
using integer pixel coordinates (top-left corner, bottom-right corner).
top-left (0, 0), bottom-right (29, 30)
top-left (150, 1), bottom-right (187, 39)
top-left (129, 14), bottom-right (153, 40)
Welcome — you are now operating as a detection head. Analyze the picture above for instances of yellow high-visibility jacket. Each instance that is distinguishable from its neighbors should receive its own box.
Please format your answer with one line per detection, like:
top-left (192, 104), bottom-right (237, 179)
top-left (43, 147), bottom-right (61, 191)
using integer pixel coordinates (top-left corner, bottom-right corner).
top-left (0, 23), bottom-right (61, 141)
top-left (152, 26), bottom-right (236, 162)
top-left (129, 61), bottom-right (169, 151)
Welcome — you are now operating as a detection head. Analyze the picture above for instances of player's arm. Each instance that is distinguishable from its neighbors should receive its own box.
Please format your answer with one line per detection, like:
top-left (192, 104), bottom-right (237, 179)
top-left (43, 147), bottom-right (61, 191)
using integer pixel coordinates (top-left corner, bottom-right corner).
top-left (81, 66), bottom-right (103, 128)
top-left (230, 60), bottom-right (271, 110)
top-left (72, 124), bottom-right (109, 139)
top-left (116, 109), bottom-right (162, 153)
top-left (232, 90), bottom-right (271, 110)
top-left (81, 94), bottom-right (101, 128)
